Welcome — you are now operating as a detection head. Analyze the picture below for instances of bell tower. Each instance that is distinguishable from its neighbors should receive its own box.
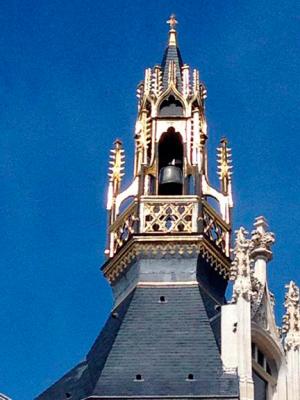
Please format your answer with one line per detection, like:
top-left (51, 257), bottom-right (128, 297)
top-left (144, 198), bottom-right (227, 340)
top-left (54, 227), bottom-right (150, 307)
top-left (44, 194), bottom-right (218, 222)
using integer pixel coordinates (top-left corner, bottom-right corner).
top-left (104, 15), bottom-right (233, 289)
top-left (37, 16), bottom-right (239, 400)
top-left (97, 17), bottom-right (238, 398)
top-left (36, 16), bottom-right (300, 400)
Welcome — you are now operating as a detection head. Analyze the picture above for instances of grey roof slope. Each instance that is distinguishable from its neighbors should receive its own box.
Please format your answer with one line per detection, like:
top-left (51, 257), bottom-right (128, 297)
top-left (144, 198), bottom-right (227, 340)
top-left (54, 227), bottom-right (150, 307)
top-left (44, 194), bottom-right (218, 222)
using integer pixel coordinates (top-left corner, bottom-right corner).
top-left (36, 285), bottom-right (238, 400)
top-left (161, 42), bottom-right (183, 91)
top-left (35, 291), bottom-right (134, 400)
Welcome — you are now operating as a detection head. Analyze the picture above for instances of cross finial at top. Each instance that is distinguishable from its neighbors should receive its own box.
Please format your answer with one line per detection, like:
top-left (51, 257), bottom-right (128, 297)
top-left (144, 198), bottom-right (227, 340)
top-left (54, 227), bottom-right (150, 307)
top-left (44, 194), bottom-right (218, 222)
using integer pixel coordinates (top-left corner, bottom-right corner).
top-left (167, 14), bottom-right (178, 30)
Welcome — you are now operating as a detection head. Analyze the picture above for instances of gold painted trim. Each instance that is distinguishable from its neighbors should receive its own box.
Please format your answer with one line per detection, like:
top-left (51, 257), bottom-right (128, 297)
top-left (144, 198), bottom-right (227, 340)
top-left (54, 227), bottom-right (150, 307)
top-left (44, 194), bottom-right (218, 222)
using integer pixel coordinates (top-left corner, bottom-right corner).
top-left (102, 235), bottom-right (231, 284)
top-left (109, 201), bottom-right (138, 233)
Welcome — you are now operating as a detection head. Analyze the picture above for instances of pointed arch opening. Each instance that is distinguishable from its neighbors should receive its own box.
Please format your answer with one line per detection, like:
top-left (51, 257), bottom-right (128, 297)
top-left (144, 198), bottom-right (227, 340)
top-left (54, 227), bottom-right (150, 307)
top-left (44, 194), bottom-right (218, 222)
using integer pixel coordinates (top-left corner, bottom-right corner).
top-left (205, 195), bottom-right (221, 215)
top-left (158, 128), bottom-right (183, 195)
top-left (159, 94), bottom-right (184, 116)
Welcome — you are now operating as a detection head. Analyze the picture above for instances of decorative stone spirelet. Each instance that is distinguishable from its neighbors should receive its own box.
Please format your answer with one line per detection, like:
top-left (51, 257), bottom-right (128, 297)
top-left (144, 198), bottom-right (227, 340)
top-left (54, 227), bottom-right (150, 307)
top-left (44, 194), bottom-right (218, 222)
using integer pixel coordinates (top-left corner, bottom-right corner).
top-left (250, 216), bottom-right (275, 262)
top-left (282, 280), bottom-right (300, 350)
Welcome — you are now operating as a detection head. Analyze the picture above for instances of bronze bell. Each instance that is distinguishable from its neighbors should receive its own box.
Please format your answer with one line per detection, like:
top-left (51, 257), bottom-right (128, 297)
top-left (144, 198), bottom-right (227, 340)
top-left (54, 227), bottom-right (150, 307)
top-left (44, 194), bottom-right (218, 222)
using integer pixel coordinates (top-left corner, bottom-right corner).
top-left (159, 165), bottom-right (183, 185)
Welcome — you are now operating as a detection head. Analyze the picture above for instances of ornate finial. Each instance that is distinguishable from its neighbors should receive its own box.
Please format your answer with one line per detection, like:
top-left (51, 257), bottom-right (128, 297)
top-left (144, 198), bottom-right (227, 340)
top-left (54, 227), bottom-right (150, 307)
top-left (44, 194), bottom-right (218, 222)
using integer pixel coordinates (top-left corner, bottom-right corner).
top-left (152, 65), bottom-right (163, 97)
top-left (166, 14), bottom-right (178, 46)
top-left (250, 216), bottom-right (275, 261)
top-left (193, 69), bottom-right (199, 93)
top-left (217, 137), bottom-right (232, 194)
top-left (282, 281), bottom-right (300, 350)
top-left (167, 14), bottom-right (178, 30)
top-left (108, 139), bottom-right (125, 194)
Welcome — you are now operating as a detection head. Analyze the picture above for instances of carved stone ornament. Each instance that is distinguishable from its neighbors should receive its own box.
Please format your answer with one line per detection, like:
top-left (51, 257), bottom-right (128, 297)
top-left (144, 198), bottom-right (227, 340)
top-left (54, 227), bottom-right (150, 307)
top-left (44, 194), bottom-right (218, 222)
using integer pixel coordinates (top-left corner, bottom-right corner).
top-left (231, 227), bottom-right (253, 302)
top-left (252, 289), bottom-right (277, 331)
top-left (253, 300), bottom-right (268, 330)
top-left (248, 217), bottom-right (275, 319)
top-left (230, 226), bottom-right (267, 310)
top-left (250, 275), bottom-right (264, 318)
top-left (282, 281), bottom-right (300, 350)
top-left (250, 216), bottom-right (275, 261)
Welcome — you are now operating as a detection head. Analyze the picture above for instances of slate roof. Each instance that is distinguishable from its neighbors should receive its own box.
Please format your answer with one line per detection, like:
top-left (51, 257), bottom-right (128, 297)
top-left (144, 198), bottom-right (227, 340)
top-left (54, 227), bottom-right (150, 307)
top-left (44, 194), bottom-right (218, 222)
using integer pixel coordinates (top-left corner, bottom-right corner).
top-left (36, 284), bottom-right (239, 400)
top-left (161, 42), bottom-right (183, 91)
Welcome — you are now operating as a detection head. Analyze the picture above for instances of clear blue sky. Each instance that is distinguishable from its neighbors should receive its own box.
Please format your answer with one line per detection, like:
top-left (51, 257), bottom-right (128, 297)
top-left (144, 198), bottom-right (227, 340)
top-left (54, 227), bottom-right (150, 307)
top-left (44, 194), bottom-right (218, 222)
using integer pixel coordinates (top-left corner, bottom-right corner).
top-left (0, 1), bottom-right (299, 399)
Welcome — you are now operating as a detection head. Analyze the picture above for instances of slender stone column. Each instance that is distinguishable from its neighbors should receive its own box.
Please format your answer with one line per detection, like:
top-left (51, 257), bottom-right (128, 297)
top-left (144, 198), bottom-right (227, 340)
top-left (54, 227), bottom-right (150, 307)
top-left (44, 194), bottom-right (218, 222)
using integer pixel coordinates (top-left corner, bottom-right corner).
top-left (231, 228), bottom-right (254, 400)
top-left (250, 216), bottom-right (275, 287)
top-left (283, 281), bottom-right (300, 400)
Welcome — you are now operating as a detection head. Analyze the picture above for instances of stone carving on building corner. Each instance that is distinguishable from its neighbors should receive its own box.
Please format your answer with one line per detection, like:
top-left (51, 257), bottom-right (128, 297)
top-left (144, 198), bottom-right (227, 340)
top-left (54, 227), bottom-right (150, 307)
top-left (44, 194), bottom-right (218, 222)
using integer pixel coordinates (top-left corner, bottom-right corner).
top-left (252, 298), bottom-right (268, 330)
top-left (230, 218), bottom-right (276, 325)
top-left (230, 227), bottom-right (252, 303)
top-left (250, 216), bottom-right (275, 262)
top-left (249, 275), bottom-right (264, 318)
top-left (282, 280), bottom-right (300, 351)
top-left (250, 218), bottom-right (276, 334)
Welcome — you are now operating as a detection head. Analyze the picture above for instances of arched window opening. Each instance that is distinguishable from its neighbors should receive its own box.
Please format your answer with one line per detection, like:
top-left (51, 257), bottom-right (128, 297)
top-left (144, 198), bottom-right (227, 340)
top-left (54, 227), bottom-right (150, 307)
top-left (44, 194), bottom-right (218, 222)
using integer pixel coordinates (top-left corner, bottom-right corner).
top-left (145, 174), bottom-right (155, 195)
top-left (252, 342), bottom-right (278, 400)
top-left (187, 175), bottom-right (195, 195)
top-left (119, 196), bottom-right (135, 215)
top-left (253, 371), bottom-right (267, 400)
top-left (205, 196), bottom-right (220, 215)
top-left (158, 128), bottom-right (183, 195)
top-left (159, 94), bottom-right (184, 116)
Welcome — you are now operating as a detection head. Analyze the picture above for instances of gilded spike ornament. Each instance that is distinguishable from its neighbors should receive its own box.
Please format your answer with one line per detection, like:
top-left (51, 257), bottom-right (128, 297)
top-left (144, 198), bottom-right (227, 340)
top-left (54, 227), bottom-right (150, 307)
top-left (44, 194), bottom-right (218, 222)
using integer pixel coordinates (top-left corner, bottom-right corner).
top-left (144, 68), bottom-right (152, 95)
top-left (108, 139), bottom-right (125, 195)
top-left (135, 112), bottom-right (151, 166)
top-left (217, 137), bottom-right (232, 195)
top-left (193, 69), bottom-right (200, 93)
top-left (136, 82), bottom-right (144, 101)
top-left (152, 66), bottom-right (163, 97)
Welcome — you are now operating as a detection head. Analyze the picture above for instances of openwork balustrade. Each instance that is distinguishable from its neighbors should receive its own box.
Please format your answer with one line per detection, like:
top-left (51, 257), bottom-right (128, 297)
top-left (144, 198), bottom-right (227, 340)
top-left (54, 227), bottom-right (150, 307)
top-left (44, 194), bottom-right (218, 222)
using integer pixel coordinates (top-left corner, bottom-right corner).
top-left (140, 196), bottom-right (198, 234)
top-left (109, 202), bottom-right (138, 256)
top-left (108, 196), bottom-right (230, 257)
top-left (202, 200), bottom-right (230, 255)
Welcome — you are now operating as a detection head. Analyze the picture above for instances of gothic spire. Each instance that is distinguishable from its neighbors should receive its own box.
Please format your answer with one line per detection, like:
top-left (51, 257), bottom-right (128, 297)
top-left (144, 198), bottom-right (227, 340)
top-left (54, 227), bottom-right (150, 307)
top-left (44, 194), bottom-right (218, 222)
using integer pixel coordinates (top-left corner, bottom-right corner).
top-left (161, 14), bottom-right (183, 90)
